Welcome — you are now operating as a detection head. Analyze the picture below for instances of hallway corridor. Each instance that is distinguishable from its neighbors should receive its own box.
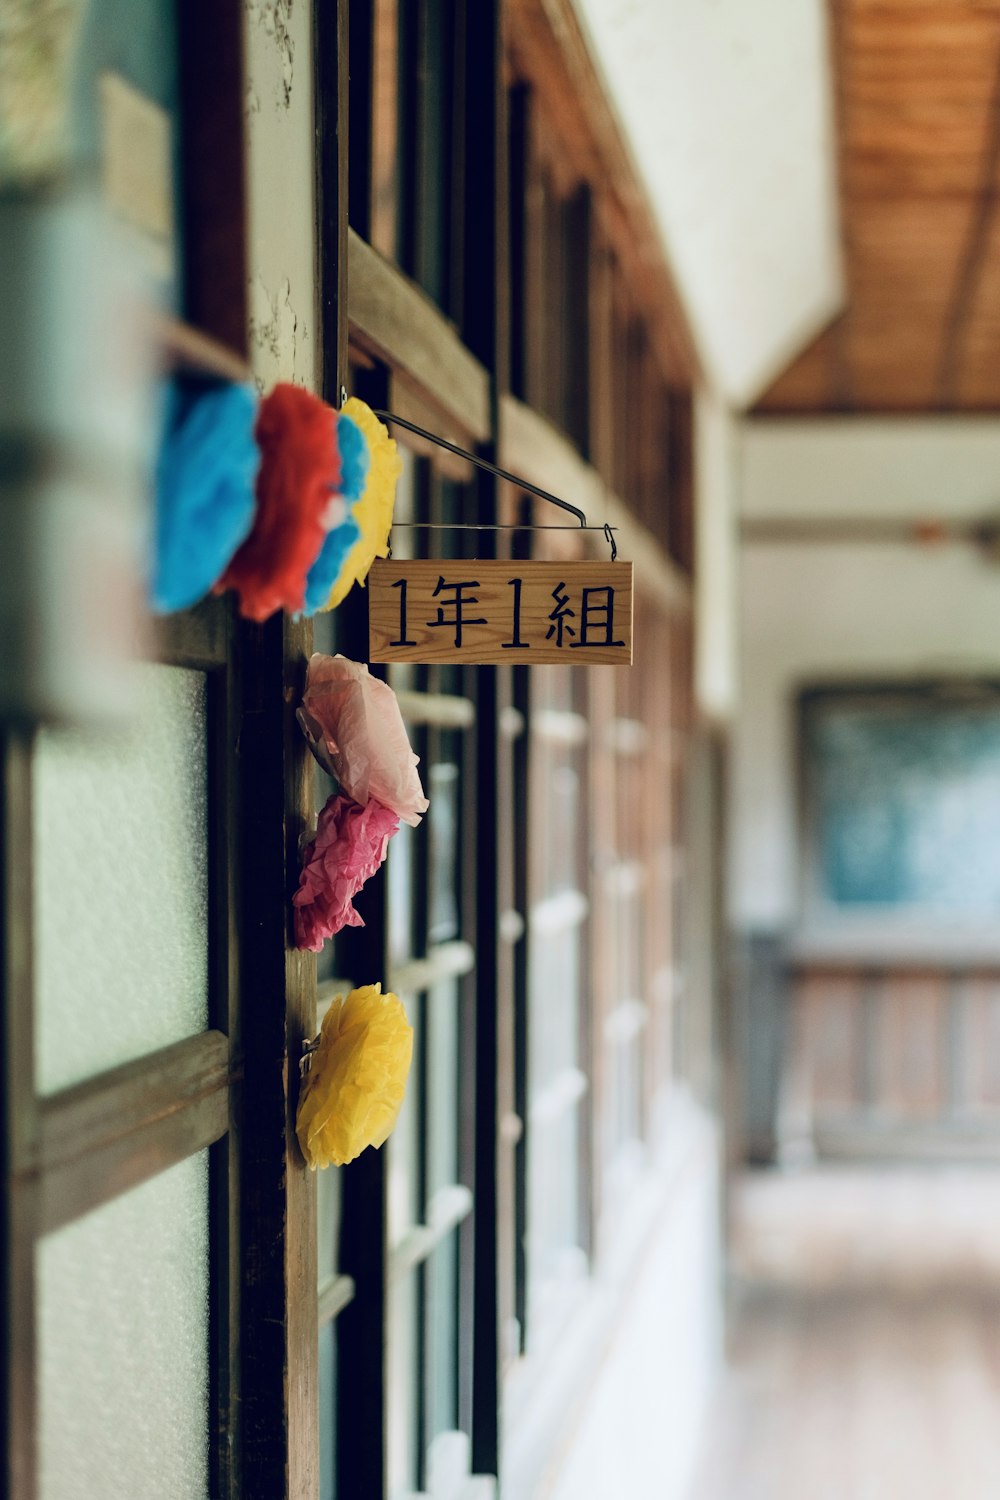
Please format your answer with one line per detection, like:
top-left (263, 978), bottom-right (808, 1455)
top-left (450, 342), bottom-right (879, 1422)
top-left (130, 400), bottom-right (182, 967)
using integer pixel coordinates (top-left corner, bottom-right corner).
top-left (688, 1169), bottom-right (1000, 1500)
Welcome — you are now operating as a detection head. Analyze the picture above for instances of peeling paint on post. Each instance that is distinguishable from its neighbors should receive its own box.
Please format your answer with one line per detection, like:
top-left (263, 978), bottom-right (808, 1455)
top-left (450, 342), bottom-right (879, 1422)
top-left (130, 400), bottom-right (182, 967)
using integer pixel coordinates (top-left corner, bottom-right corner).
top-left (244, 0), bottom-right (317, 390)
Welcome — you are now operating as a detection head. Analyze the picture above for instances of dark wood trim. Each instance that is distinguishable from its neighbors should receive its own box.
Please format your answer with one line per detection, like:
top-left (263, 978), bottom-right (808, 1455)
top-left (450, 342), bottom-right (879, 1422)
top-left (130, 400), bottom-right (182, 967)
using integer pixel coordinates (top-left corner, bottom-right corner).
top-left (6, 1192), bottom-right (36, 1500)
top-left (561, 186), bottom-right (591, 458)
top-left (510, 650), bottom-right (530, 1357)
top-left (3, 734), bottom-right (37, 1177)
top-left (348, 0), bottom-right (376, 242)
top-left (235, 611), bottom-right (318, 1500)
top-left (30, 1033), bottom-right (231, 1236)
top-left (463, 2), bottom-right (503, 1478)
top-left (318, 0), bottom-right (351, 403)
top-left (176, 0), bottom-right (248, 356)
top-left (333, 366), bottom-right (391, 1500)
top-left (176, 7), bottom-right (250, 1490)
top-left (207, 597), bottom-right (241, 1497)
top-left (326, 21), bottom-right (393, 1500)
top-left (284, 619), bottom-right (320, 1500)
top-left (334, 1143), bottom-right (388, 1500)
top-left (937, 42), bottom-right (1000, 405)
top-left (154, 598), bottom-right (230, 670)
top-left (2, 728), bottom-right (38, 1500)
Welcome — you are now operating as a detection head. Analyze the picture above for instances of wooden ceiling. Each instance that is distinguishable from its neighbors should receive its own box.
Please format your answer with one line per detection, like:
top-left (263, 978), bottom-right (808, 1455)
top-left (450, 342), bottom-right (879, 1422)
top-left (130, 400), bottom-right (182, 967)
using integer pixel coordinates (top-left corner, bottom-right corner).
top-left (756, 0), bottom-right (1000, 414)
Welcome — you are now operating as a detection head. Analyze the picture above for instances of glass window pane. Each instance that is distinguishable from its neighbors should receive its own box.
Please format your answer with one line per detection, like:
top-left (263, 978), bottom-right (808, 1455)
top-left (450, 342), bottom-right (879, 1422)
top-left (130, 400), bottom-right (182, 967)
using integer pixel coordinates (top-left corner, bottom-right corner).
top-left (427, 762), bottom-right (459, 944)
top-left (388, 993), bottom-right (420, 1247)
top-left (388, 822), bottom-right (417, 972)
top-left (33, 663), bottom-right (210, 1093)
top-left (38, 1151), bottom-right (210, 1500)
top-left (317, 1166), bottom-right (342, 1285)
top-left (423, 1235), bottom-right (458, 1451)
top-left (427, 978), bottom-right (459, 1197)
top-left (387, 1268), bottom-right (419, 1498)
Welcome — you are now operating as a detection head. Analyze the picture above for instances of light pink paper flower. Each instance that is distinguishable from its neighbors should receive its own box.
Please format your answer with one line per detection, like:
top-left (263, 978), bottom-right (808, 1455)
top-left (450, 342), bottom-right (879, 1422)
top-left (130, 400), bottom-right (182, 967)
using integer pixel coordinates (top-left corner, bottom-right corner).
top-left (297, 654), bottom-right (429, 827)
top-left (293, 794), bottom-right (400, 951)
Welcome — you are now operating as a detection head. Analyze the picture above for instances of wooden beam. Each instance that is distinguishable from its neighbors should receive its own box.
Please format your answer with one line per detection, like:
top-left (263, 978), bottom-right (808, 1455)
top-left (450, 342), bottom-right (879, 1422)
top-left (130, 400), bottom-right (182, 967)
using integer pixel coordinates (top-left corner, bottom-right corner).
top-left (348, 229), bottom-right (492, 440)
top-left (29, 1032), bottom-right (231, 1236)
top-left (499, 395), bottom-right (691, 614)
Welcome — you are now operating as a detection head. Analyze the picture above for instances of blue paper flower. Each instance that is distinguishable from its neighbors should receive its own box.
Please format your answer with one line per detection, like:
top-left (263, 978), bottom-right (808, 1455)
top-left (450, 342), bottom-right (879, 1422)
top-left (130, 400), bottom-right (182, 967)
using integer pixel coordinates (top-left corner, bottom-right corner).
top-left (302, 411), bottom-right (371, 615)
top-left (152, 381), bottom-right (260, 614)
top-left (338, 410), bottom-right (370, 504)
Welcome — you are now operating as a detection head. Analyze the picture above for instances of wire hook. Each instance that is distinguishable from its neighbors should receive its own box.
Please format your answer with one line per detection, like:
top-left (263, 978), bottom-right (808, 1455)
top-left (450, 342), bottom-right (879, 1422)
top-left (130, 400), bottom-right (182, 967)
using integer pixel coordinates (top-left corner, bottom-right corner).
top-left (371, 409), bottom-right (589, 528)
top-left (337, 400), bottom-right (622, 559)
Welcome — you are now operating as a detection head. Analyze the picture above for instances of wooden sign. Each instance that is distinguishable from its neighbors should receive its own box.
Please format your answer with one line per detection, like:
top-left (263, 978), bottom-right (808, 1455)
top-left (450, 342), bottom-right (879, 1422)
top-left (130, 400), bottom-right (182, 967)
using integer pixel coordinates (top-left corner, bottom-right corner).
top-left (368, 558), bottom-right (633, 665)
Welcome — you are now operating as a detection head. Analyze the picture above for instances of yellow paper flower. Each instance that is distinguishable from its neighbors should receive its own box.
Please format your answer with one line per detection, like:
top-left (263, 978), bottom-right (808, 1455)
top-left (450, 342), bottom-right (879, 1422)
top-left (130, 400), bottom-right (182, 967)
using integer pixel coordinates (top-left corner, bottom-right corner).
top-left (322, 398), bottom-right (402, 610)
top-left (296, 984), bottom-right (413, 1168)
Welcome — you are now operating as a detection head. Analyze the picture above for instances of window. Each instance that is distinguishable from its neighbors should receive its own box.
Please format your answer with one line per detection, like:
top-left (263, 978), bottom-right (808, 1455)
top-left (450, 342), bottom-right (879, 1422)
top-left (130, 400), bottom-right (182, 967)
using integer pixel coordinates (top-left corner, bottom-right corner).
top-left (4, 3), bottom-right (711, 1496)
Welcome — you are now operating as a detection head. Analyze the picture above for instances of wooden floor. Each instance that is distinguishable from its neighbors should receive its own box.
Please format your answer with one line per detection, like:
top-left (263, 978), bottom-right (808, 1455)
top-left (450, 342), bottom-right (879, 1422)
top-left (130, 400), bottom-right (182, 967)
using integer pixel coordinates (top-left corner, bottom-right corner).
top-left (688, 1168), bottom-right (1000, 1500)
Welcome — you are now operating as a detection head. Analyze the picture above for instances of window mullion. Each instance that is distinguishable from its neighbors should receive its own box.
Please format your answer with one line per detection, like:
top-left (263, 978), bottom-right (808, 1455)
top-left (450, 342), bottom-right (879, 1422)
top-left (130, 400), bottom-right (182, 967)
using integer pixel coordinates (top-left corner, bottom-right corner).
top-left (31, 1032), bottom-right (230, 1237)
top-left (3, 728), bottom-right (40, 1500)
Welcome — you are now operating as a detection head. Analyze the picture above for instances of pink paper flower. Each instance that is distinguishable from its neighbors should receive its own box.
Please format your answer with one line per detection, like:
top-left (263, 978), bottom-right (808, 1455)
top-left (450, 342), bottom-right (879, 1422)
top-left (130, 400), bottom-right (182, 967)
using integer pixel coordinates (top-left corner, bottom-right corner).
top-left (297, 654), bottom-right (429, 827)
top-left (293, 794), bottom-right (400, 951)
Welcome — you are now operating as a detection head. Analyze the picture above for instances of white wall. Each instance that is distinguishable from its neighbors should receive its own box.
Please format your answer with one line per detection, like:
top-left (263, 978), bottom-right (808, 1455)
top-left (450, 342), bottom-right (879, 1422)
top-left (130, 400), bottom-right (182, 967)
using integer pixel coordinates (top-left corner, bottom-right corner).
top-left (730, 420), bottom-right (1000, 931)
top-left (695, 389), bottom-right (739, 722)
top-left (741, 418), bottom-right (1000, 521)
top-left (572, 0), bottom-right (842, 406)
top-left (511, 1098), bottom-right (721, 1500)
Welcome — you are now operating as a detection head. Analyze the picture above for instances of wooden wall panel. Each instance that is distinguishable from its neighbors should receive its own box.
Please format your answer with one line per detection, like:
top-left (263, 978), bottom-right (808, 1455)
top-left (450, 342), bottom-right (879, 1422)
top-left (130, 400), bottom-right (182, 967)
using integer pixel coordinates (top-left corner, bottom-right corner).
top-left (796, 974), bottom-right (865, 1116)
top-left (873, 974), bottom-right (948, 1120)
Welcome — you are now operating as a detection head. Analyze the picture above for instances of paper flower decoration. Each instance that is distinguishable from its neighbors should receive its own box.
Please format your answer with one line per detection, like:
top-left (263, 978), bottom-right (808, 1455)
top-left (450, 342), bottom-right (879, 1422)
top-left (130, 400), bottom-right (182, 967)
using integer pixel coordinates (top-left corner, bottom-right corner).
top-left (215, 382), bottom-right (341, 621)
top-left (302, 410), bottom-right (370, 615)
top-left (296, 983), bottom-right (413, 1168)
top-left (322, 397), bottom-right (402, 610)
top-left (293, 793), bottom-right (400, 950)
top-left (297, 654), bottom-right (429, 827)
top-left (152, 380), bottom-right (259, 613)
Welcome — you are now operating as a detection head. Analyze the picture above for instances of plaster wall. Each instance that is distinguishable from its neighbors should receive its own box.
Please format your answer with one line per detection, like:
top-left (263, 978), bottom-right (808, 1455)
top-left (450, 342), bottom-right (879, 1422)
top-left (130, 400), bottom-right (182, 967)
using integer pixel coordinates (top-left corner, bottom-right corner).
top-left (244, 0), bottom-right (317, 390)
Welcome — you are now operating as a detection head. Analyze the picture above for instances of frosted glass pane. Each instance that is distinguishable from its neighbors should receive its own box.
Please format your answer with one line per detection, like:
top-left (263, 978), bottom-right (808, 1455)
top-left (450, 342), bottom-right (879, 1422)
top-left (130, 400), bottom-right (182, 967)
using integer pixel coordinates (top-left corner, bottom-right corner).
top-left (317, 1163), bottom-right (342, 1283)
top-left (34, 663), bottom-right (209, 1093)
top-left (38, 1151), bottom-right (209, 1500)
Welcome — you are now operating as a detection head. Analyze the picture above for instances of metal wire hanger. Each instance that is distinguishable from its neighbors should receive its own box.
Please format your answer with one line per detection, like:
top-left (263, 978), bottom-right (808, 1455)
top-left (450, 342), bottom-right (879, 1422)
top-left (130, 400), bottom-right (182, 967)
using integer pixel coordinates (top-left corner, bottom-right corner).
top-left (344, 396), bottom-right (620, 561)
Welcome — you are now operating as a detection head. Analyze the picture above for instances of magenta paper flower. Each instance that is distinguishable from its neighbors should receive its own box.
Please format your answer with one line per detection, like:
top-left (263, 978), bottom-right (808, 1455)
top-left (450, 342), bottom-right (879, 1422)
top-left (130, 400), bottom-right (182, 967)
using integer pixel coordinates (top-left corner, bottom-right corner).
top-left (293, 794), bottom-right (400, 951)
top-left (297, 654), bottom-right (429, 827)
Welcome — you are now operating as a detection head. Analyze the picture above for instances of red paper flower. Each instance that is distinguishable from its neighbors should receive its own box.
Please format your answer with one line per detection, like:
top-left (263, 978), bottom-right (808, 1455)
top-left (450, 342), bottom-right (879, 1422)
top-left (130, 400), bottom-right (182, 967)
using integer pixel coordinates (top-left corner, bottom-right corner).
top-left (293, 794), bottom-right (399, 951)
top-left (215, 383), bottom-right (341, 621)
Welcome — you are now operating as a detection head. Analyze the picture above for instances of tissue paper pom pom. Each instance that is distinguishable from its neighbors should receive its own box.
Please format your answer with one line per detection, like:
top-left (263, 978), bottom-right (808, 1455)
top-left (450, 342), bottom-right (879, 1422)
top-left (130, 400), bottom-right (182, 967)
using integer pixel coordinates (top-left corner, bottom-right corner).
top-left (297, 654), bottom-right (429, 827)
top-left (302, 412), bottom-right (370, 615)
top-left (296, 983), bottom-right (413, 1168)
top-left (152, 381), bottom-right (259, 613)
top-left (322, 398), bottom-right (402, 610)
top-left (293, 793), bottom-right (400, 951)
top-left (215, 383), bottom-right (340, 622)
top-left (337, 409), bottom-right (371, 503)
top-left (302, 516), bottom-right (361, 615)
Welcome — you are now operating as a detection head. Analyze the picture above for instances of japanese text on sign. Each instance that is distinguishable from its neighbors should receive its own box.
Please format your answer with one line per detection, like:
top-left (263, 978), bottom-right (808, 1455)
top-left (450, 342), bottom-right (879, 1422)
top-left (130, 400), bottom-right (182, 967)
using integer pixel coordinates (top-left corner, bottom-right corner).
top-left (368, 559), bottom-right (633, 665)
